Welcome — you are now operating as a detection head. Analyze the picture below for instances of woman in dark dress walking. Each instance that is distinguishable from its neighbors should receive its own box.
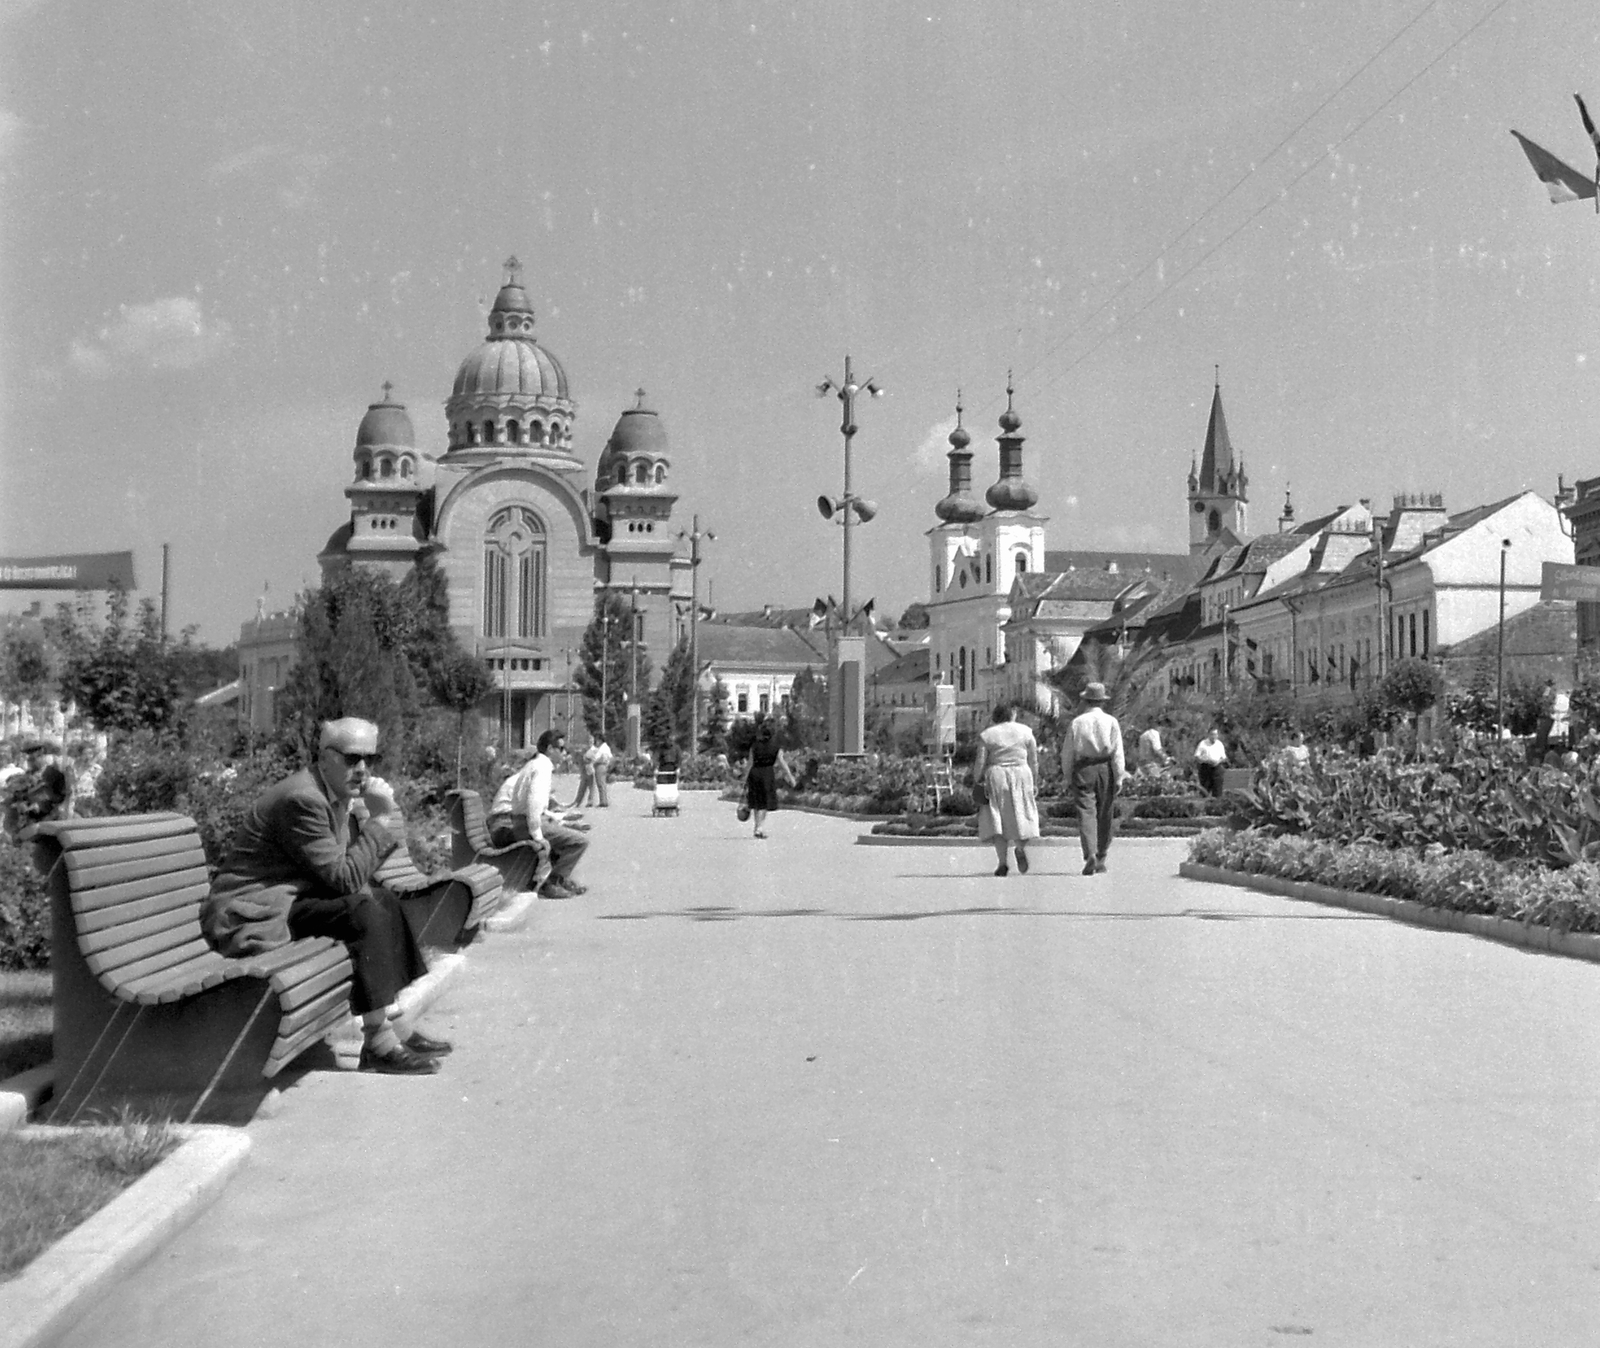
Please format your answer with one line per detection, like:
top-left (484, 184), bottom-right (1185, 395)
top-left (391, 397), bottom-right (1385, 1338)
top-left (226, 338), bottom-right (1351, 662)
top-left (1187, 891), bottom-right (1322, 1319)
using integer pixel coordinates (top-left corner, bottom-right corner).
top-left (744, 717), bottom-right (796, 839)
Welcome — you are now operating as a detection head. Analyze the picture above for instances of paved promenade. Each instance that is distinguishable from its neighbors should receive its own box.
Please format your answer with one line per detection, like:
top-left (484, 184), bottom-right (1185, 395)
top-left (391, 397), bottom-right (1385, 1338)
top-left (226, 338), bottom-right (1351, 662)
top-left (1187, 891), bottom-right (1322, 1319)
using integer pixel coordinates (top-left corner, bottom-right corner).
top-left (56, 786), bottom-right (1600, 1347)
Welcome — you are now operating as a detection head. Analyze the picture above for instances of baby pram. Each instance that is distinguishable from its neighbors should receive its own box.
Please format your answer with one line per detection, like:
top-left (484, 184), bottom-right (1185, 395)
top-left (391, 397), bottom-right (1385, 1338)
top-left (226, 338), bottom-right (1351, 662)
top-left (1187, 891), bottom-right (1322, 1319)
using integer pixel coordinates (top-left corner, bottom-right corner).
top-left (651, 765), bottom-right (680, 817)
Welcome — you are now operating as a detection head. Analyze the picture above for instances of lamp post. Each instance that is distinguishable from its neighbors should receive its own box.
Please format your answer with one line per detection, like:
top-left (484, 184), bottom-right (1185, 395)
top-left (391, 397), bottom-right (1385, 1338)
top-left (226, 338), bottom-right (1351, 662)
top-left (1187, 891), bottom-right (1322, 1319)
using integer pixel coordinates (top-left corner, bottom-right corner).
top-left (816, 355), bottom-right (881, 755)
top-left (630, 577), bottom-right (640, 704)
top-left (600, 609), bottom-right (612, 740)
top-left (679, 515), bottom-right (716, 752)
top-left (1496, 537), bottom-right (1512, 737)
top-left (563, 647), bottom-right (574, 740)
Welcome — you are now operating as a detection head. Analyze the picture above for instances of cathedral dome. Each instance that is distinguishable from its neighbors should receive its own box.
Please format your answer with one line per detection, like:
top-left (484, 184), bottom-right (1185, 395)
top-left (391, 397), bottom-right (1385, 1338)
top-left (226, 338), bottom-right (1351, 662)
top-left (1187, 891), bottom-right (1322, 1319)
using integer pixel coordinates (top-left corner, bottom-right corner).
top-left (451, 339), bottom-right (569, 400)
top-left (598, 391), bottom-right (670, 491)
top-left (355, 385), bottom-right (414, 449)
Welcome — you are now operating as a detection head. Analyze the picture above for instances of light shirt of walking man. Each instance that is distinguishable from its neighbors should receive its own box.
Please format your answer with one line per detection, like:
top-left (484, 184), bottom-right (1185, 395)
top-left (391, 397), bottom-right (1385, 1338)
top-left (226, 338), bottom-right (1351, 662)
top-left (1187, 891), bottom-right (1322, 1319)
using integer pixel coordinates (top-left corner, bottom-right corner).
top-left (1059, 682), bottom-right (1126, 875)
top-left (1194, 727), bottom-right (1228, 796)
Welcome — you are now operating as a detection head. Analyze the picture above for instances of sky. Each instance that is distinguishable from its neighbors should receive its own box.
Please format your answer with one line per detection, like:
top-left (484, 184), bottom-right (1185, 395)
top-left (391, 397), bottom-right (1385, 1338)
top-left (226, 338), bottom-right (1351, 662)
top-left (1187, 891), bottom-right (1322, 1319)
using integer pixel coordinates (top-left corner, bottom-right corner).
top-left (2, 0), bottom-right (1599, 645)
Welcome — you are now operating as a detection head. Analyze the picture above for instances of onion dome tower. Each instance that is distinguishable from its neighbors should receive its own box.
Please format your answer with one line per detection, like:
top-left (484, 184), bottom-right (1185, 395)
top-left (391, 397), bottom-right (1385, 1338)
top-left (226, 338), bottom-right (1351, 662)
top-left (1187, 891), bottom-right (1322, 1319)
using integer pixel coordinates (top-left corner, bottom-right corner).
top-left (595, 388), bottom-right (678, 552)
top-left (984, 375), bottom-right (1040, 513)
top-left (934, 394), bottom-right (986, 525)
top-left (443, 256), bottom-right (581, 470)
top-left (319, 383), bottom-right (426, 577)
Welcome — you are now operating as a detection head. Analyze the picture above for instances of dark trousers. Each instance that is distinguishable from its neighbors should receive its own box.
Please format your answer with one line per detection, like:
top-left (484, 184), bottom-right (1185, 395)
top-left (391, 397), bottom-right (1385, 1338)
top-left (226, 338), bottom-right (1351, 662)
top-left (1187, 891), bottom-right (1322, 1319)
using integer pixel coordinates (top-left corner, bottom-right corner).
top-left (287, 887), bottom-right (427, 1015)
top-left (1197, 762), bottom-right (1223, 797)
top-left (489, 816), bottom-right (587, 883)
top-left (1073, 761), bottom-right (1118, 864)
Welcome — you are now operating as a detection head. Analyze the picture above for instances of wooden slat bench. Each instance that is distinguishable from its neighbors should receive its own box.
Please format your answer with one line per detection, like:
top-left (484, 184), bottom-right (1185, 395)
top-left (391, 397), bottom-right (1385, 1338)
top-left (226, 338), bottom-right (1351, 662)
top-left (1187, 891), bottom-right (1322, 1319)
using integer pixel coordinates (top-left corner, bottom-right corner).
top-left (33, 812), bottom-right (355, 1124)
top-left (373, 844), bottom-right (502, 947)
top-left (446, 789), bottom-right (546, 896)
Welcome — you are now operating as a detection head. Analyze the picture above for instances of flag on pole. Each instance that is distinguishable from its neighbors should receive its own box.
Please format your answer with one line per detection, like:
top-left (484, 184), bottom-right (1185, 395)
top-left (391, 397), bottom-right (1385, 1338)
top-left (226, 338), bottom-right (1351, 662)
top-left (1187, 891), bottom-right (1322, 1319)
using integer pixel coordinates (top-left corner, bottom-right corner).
top-left (808, 597), bottom-right (828, 630)
top-left (1510, 129), bottom-right (1597, 205)
top-left (1577, 93), bottom-right (1600, 210)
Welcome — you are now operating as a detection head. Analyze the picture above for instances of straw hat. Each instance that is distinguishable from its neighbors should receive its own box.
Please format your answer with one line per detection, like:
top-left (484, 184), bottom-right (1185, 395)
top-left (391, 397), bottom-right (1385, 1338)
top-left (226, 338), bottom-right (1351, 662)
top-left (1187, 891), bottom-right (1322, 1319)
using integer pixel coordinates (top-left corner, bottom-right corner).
top-left (1080, 682), bottom-right (1110, 704)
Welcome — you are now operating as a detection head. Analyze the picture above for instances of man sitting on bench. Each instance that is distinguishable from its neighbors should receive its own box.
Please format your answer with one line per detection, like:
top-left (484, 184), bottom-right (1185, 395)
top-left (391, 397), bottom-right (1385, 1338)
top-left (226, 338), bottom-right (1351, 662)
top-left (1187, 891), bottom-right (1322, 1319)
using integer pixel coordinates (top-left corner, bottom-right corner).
top-left (202, 717), bottom-right (449, 1076)
top-left (487, 729), bottom-right (590, 899)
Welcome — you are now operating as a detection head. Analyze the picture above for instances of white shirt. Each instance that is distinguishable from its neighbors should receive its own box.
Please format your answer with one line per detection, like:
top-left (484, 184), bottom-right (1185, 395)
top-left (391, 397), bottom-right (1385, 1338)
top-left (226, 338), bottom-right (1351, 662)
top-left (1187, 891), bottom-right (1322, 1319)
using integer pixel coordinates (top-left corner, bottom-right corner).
top-left (593, 742), bottom-right (613, 768)
top-left (491, 753), bottom-right (555, 842)
top-left (1194, 737), bottom-right (1228, 766)
top-left (1060, 707), bottom-right (1126, 785)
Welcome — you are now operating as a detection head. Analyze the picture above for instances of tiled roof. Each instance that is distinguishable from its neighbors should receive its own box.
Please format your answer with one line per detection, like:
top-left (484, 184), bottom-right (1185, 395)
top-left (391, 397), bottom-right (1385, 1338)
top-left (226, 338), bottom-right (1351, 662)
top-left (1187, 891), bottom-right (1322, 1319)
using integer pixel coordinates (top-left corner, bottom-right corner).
top-left (1041, 550), bottom-right (1198, 585)
top-left (875, 647), bottom-right (931, 685)
top-left (696, 625), bottom-right (828, 668)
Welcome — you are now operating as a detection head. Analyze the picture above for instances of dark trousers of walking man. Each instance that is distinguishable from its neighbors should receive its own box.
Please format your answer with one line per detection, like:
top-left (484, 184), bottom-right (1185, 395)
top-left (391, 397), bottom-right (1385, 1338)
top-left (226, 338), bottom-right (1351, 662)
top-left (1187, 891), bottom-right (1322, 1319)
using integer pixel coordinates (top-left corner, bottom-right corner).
top-left (1073, 757), bottom-right (1117, 873)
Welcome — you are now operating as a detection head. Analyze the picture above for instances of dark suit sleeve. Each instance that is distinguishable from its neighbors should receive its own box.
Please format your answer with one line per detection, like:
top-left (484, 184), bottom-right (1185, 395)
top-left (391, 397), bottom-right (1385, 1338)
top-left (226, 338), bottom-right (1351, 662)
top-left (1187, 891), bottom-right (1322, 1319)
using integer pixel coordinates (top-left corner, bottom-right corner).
top-left (279, 791), bottom-right (399, 895)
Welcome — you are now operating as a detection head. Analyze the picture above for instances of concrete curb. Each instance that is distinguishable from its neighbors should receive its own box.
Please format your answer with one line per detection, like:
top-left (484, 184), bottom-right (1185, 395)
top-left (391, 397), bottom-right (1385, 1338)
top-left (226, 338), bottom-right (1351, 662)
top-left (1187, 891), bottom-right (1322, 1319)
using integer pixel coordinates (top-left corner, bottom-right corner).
top-left (0, 1125), bottom-right (250, 1348)
top-left (1178, 862), bottom-right (1600, 965)
top-left (392, 950), bottom-right (468, 1038)
top-left (856, 833), bottom-right (1193, 848)
top-left (483, 889), bottom-right (537, 933)
top-left (0, 1065), bottom-right (54, 1136)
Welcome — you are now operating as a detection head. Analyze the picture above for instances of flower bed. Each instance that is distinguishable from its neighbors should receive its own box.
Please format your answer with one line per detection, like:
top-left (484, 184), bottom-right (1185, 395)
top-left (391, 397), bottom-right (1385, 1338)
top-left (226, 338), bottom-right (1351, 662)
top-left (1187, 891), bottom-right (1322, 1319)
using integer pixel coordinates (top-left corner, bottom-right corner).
top-left (1187, 827), bottom-right (1600, 933)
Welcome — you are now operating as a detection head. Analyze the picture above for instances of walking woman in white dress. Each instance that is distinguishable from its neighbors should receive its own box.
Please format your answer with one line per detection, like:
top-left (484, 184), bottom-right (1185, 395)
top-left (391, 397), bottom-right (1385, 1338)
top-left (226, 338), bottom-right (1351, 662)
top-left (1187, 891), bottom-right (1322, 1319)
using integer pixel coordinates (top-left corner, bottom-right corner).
top-left (971, 703), bottom-right (1041, 876)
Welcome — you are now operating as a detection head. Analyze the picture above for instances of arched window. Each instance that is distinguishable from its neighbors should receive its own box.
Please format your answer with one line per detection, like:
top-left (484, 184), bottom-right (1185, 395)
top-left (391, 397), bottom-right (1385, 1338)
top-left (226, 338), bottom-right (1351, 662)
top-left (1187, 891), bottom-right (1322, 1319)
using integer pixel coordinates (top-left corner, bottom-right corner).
top-left (530, 420), bottom-right (544, 445)
top-left (399, 458), bottom-right (413, 479)
top-left (482, 507), bottom-right (548, 639)
top-left (506, 420), bottom-right (521, 445)
top-left (1208, 509), bottom-right (1220, 535)
top-left (358, 457), bottom-right (372, 480)
top-left (635, 461), bottom-right (649, 485)
top-left (1015, 552), bottom-right (1028, 575)
top-left (379, 457), bottom-right (394, 479)
top-left (654, 464), bottom-right (666, 484)
top-left (958, 646), bottom-right (967, 692)
top-left (483, 420), bottom-right (496, 446)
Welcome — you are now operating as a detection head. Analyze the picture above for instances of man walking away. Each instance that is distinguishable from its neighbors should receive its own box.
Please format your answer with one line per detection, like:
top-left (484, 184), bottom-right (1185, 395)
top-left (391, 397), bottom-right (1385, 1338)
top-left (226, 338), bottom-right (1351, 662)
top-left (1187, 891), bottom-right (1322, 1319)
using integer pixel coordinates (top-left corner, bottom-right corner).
top-left (1060, 682), bottom-right (1125, 875)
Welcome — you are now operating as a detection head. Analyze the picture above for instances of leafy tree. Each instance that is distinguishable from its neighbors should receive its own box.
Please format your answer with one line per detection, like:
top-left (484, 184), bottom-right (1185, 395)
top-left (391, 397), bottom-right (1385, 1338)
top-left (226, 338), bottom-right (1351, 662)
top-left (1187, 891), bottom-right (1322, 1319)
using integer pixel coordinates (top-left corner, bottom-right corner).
top-left (574, 592), bottom-right (652, 740)
top-left (276, 571), bottom-right (420, 760)
top-left (429, 647), bottom-right (495, 785)
top-left (1053, 637), bottom-right (1169, 726)
top-left (1374, 658), bottom-right (1443, 726)
top-left (782, 667), bottom-right (829, 751)
top-left (54, 588), bottom-right (189, 735)
top-left (643, 638), bottom-right (694, 755)
top-left (700, 678), bottom-right (731, 754)
top-left (0, 621), bottom-right (58, 731)
top-left (898, 602), bottom-right (930, 631)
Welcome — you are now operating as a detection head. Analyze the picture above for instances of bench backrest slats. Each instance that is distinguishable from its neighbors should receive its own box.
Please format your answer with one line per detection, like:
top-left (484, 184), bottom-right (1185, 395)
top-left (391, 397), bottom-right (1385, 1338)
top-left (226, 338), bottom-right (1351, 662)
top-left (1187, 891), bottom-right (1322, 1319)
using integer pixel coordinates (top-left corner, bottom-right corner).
top-left (64, 833), bottom-right (203, 876)
top-left (374, 849), bottom-right (430, 890)
top-left (89, 934), bottom-right (214, 986)
top-left (70, 863), bottom-right (212, 914)
top-left (78, 899), bottom-right (202, 958)
top-left (84, 912), bottom-right (208, 976)
top-left (70, 848), bottom-right (208, 893)
top-left (458, 792), bottom-right (493, 848)
top-left (76, 888), bottom-right (209, 937)
top-left (43, 815), bottom-right (193, 850)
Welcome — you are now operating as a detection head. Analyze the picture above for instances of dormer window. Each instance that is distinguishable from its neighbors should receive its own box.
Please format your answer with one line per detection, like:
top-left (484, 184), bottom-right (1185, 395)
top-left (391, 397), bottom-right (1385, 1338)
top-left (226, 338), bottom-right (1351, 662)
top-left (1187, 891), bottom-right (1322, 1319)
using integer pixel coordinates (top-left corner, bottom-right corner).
top-left (1015, 552), bottom-right (1028, 575)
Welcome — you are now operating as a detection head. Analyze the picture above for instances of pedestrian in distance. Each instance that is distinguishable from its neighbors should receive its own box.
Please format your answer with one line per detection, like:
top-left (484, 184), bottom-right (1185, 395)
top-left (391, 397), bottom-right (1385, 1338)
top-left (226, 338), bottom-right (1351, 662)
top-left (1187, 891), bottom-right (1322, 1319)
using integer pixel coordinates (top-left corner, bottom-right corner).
top-left (972, 702), bottom-right (1041, 877)
top-left (571, 738), bottom-right (598, 808)
top-left (1137, 724), bottom-right (1169, 775)
top-left (1060, 683), bottom-right (1126, 875)
top-left (1194, 727), bottom-right (1228, 796)
top-left (591, 734), bottom-right (613, 807)
top-left (743, 715), bottom-right (796, 839)
top-left (1280, 729), bottom-right (1310, 769)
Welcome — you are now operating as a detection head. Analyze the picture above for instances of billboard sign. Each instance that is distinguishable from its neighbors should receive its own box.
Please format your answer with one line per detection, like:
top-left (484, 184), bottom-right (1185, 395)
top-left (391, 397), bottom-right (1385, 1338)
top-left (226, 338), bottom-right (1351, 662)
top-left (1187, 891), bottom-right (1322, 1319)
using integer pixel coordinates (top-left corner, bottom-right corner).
top-left (1541, 562), bottom-right (1600, 604)
top-left (0, 552), bottom-right (137, 591)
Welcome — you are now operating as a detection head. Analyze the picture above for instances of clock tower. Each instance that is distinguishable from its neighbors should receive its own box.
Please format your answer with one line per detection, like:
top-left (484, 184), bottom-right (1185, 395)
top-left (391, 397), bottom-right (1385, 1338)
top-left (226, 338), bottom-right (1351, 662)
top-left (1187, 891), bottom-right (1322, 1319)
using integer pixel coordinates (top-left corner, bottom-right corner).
top-left (1187, 375), bottom-right (1249, 554)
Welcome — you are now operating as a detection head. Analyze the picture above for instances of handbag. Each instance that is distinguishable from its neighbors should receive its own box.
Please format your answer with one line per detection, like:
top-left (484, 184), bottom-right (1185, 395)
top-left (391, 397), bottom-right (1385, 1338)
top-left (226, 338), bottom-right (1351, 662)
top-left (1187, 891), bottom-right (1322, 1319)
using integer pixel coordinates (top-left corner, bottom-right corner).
top-left (737, 804), bottom-right (751, 822)
top-left (971, 774), bottom-right (987, 806)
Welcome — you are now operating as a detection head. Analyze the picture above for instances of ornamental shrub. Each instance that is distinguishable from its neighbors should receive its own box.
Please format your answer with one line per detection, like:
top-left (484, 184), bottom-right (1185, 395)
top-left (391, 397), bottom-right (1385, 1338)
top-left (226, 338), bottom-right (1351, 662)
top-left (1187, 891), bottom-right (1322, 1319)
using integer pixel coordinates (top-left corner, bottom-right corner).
top-left (0, 842), bottom-right (49, 970)
top-left (1187, 826), bottom-right (1600, 932)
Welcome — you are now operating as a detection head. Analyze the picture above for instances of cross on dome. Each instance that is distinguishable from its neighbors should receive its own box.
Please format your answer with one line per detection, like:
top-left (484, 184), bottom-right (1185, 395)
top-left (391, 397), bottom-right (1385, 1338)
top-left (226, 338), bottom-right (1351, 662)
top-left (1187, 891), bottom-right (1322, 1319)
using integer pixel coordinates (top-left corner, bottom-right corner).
top-left (503, 255), bottom-right (522, 286)
top-left (381, 380), bottom-right (394, 402)
top-left (635, 387), bottom-right (648, 408)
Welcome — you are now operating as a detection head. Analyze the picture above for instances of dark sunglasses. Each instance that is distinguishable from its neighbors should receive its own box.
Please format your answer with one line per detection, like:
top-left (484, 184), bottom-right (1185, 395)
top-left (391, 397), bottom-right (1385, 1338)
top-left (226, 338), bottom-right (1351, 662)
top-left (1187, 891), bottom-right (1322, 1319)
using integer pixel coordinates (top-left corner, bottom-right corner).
top-left (325, 749), bottom-right (381, 769)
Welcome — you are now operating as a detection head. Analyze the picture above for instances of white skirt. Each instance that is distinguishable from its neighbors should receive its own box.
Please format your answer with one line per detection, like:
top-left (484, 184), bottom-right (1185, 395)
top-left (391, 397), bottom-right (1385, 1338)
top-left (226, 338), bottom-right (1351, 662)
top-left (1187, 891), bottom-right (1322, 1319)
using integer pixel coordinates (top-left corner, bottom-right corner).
top-left (978, 763), bottom-right (1040, 842)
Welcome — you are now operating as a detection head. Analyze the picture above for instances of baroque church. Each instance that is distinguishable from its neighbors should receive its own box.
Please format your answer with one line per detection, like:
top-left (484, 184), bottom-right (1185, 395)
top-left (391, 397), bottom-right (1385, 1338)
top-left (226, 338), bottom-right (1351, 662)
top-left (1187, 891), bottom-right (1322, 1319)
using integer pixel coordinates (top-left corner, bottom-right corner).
top-left (922, 378), bottom-right (1239, 727)
top-left (303, 257), bottom-right (692, 748)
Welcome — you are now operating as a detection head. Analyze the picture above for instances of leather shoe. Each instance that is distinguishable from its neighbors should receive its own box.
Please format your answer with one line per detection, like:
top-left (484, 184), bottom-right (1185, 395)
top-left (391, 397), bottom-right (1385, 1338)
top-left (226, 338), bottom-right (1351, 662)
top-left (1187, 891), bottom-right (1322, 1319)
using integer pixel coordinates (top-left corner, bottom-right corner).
top-left (541, 881), bottom-right (577, 899)
top-left (1082, 860), bottom-right (1098, 876)
top-left (359, 1043), bottom-right (441, 1075)
top-left (404, 1030), bottom-right (453, 1057)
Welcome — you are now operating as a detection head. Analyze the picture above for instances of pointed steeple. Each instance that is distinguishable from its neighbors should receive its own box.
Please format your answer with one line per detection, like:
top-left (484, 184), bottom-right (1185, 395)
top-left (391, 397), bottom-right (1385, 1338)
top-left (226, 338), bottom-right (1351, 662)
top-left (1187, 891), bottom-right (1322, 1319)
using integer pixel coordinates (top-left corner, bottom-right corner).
top-left (1198, 372), bottom-right (1235, 493)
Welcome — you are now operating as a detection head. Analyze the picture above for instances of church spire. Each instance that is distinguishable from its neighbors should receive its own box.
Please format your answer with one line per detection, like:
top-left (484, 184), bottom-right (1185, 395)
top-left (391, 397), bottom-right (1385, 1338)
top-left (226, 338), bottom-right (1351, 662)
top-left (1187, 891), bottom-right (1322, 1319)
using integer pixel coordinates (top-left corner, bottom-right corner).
top-left (985, 373), bottom-right (1039, 512)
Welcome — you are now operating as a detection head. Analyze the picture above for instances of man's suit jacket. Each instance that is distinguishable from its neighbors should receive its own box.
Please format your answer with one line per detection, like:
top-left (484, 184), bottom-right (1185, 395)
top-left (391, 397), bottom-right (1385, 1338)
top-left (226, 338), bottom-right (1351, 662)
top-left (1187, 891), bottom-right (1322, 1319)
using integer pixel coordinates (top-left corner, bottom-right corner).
top-left (202, 767), bottom-right (399, 956)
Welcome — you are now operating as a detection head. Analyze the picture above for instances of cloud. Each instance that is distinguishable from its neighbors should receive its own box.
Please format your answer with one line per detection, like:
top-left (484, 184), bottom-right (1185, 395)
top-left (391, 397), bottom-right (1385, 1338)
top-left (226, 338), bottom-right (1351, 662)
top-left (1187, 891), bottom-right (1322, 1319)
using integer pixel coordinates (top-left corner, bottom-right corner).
top-left (208, 143), bottom-right (331, 210)
top-left (69, 296), bottom-right (234, 376)
top-left (914, 414), bottom-right (958, 471)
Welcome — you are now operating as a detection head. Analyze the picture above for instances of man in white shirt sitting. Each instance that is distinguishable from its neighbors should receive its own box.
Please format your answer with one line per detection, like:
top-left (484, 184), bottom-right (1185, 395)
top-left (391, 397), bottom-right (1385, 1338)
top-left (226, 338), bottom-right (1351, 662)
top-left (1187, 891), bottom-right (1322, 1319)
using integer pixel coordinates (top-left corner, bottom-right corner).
top-left (1059, 682), bottom-right (1126, 876)
top-left (486, 730), bottom-right (590, 899)
top-left (1194, 727), bottom-right (1228, 796)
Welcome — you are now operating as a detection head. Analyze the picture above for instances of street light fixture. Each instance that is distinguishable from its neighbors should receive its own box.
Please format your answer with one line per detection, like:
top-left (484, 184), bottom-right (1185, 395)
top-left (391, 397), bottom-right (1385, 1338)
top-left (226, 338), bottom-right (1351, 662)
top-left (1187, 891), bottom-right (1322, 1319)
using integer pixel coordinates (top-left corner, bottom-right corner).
top-left (678, 515), bottom-right (716, 753)
top-left (817, 355), bottom-right (882, 756)
top-left (1497, 537), bottom-right (1512, 737)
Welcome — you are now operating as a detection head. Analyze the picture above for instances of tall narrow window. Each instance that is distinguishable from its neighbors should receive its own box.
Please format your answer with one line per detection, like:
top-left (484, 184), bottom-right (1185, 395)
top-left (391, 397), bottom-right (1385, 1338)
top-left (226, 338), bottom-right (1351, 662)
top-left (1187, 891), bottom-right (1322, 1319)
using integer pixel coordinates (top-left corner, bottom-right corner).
top-left (985, 554), bottom-right (992, 585)
top-left (958, 646), bottom-right (967, 692)
top-left (1408, 613), bottom-right (1417, 657)
top-left (1421, 610), bottom-right (1430, 656)
top-left (483, 507), bottom-right (548, 639)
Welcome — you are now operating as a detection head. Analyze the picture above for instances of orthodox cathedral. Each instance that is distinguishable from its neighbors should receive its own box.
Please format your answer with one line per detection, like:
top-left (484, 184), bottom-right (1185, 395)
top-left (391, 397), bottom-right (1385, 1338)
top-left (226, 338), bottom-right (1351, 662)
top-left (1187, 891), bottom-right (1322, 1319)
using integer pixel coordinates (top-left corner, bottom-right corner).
top-left (305, 257), bottom-right (692, 748)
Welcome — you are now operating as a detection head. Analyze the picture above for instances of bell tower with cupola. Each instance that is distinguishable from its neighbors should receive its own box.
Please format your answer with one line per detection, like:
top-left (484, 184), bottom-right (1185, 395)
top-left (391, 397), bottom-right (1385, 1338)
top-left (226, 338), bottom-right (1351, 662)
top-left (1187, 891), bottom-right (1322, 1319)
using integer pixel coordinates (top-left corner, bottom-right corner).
top-left (319, 383), bottom-right (427, 581)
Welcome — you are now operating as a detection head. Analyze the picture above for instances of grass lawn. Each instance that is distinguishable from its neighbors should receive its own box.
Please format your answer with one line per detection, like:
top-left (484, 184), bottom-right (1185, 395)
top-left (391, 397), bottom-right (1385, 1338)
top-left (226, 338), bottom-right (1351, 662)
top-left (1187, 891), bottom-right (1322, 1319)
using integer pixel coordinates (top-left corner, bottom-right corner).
top-left (0, 1118), bottom-right (178, 1281)
top-left (0, 970), bottom-right (51, 1082)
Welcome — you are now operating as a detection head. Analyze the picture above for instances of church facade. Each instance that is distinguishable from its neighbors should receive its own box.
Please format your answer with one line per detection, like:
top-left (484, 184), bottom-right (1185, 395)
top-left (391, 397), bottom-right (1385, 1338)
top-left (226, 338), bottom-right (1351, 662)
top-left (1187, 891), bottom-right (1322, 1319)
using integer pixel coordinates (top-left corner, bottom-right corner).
top-left (309, 258), bottom-right (693, 748)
